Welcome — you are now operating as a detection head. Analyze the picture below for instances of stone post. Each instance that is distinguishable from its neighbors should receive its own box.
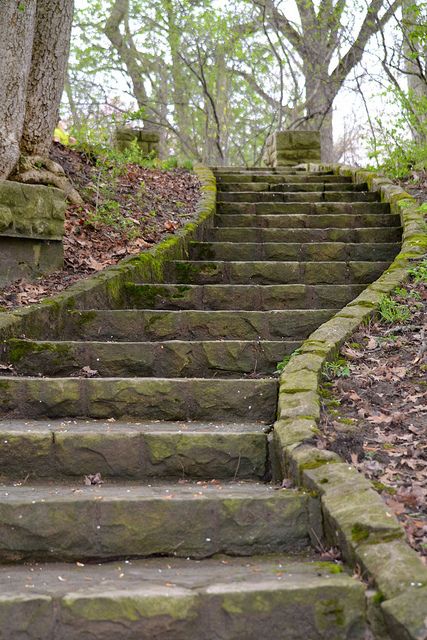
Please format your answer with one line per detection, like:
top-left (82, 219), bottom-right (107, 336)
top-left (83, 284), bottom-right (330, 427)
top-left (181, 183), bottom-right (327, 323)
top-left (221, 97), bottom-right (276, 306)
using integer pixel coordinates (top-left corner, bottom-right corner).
top-left (263, 131), bottom-right (321, 167)
top-left (0, 181), bottom-right (66, 286)
top-left (114, 127), bottom-right (160, 157)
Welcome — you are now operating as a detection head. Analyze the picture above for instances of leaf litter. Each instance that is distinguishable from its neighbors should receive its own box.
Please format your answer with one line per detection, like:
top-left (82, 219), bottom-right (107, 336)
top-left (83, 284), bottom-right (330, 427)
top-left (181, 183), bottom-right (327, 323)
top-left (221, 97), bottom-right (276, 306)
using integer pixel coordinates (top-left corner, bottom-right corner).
top-left (319, 265), bottom-right (427, 561)
top-left (0, 142), bottom-right (201, 310)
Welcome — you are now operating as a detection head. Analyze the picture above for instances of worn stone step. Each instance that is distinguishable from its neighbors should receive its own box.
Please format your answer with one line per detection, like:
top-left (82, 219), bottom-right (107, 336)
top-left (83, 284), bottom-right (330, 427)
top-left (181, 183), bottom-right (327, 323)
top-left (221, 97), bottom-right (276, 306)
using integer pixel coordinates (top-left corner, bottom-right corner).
top-left (0, 481), bottom-right (313, 561)
top-left (189, 241), bottom-right (400, 262)
top-left (0, 555), bottom-right (366, 639)
top-left (0, 419), bottom-right (269, 480)
top-left (0, 376), bottom-right (278, 420)
top-left (217, 201), bottom-right (388, 215)
top-left (62, 309), bottom-right (336, 341)
top-left (210, 226), bottom-right (402, 243)
top-left (122, 283), bottom-right (365, 310)
top-left (3, 339), bottom-right (297, 378)
top-left (213, 167), bottom-right (333, 174)
top-left (218, 191), bottom-right (378, 203)
top-left (218, 181), bottom-right (368, 192)
top-left (215, 213), bottom-right (399, 229)
top-left (216, 173), bottom-right (352, 184)
top-left (166, 260), bottom-right (391, 285)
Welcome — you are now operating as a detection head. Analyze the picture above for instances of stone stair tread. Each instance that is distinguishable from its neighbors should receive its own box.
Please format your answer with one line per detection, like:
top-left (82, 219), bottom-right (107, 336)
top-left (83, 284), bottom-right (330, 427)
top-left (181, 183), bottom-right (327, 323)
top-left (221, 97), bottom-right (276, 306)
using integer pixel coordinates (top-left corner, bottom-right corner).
top-left (211, 227), bottom-right (402, 243)
top-left (4, 338), bottom-right (297, 378)
top-left (0, 376), bottom-right (278, 421)
top-left (0, 417), bottom-right (269, 434)
top-left (0, 480), bottom-right (313, 561)
top-left (0, 419), bottom-right (270, 481)
top-left (215, 214), bottom-right (399, 229)
top-left (0, 554), bottom-right (365, 640)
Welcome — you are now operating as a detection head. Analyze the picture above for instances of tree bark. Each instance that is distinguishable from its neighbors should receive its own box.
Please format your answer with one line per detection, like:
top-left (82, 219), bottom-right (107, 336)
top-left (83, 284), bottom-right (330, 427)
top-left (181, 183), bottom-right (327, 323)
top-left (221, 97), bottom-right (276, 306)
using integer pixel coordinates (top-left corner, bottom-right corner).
top-left (20, 0), bottom-right (74, 156)
top-left (402, 0), bottom-right (427, 142)
top-left (0, 1), bottom-right (37, 179)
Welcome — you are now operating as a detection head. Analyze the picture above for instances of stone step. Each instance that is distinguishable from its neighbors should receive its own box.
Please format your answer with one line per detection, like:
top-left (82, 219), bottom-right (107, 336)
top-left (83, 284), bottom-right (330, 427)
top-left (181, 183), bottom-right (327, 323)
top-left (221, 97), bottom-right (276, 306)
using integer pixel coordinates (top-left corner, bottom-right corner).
top-left (122, 283), bottom-right (365, 310)
top-left (3, 339), bottom-right (298, 378)
top-left (0, 419), bottom-right (269, 480)
top-left (218, 181), bottom-right (368, 192)
top-left (0, 555), bottom-right (366, 640)
top-left (215, 213), bottom-right (399, 229)
top-left (217, 201), bottom-right (388, 215)
top-left (0, 376), bottom-right (278, 420)
top-left (189, 241), bottom-right (400, 262)
top-left (0, 481), bottom-right (313, 561)
top-left (62, 309), bottom-right (336, 341)
top-left (216, 173), bottom-right (352, 184)
top-left (210, 226), bottom-right (402, 243)
top-left (218, 191), bottom-right (378, 203)
top-left (166, 260), bottom-right (391, 285)
top-left (213, 167), bottom-right (333, 174)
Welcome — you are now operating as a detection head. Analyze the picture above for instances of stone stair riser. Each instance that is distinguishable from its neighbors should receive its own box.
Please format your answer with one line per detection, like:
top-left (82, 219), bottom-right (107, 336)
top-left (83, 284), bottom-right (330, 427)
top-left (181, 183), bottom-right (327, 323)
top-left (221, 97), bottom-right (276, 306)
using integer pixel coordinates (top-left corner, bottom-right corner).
top-left (121, 283), bottom-right (365, 311)
top-left (216, 174), bottom-right (352, 183)
top-left (62, 309), bottom-right (338, 341)
top-left (215, 213), bottom-right (400, 229)
top-left (211, 227), bottom-right (402, 243)
top-left (166, 260), bottom-right (391, 285)
top-left (218, 191), bottom-right (378, 203)
top-left (0, 377), bottom-right (278, 420)
top-left (4, 339), bottom-right (297, 378)
top-left (218, 181), bottom-right (368, 192)
top-left (0, 557), bottom-right (367, 640)
top-left (217, 201), bottom-right (388, 215)
top-left (0, 488), bottom-right (311, 561)
top-left (0, 426), bottom-right (268, 480)
top-left (189, 241), bottom-right (400, 262)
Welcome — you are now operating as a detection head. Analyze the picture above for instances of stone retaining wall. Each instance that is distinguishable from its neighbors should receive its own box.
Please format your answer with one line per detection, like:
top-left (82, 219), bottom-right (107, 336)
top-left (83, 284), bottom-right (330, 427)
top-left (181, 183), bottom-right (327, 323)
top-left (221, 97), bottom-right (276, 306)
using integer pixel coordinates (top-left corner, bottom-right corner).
top-left (0, 165), bottom-right (216, 339)
top-left (0, 181), bottom-right (66, 286)
top-left (114, 127), bottom-right (160, 156)
top-left (275, 163), bottom-right (427, 640)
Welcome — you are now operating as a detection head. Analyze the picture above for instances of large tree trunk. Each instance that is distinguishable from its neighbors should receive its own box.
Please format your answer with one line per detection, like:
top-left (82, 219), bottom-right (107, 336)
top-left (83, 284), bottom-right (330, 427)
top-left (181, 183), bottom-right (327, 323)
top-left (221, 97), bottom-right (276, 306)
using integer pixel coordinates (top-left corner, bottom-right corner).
top-left (21, 0), bottom-right (74, 156)
top-left (0, 1), bottom-right (36, 179)
top-left (403, 0), bottom-right (427, 143)
top-left (302, 62), bottom-right (337, 162)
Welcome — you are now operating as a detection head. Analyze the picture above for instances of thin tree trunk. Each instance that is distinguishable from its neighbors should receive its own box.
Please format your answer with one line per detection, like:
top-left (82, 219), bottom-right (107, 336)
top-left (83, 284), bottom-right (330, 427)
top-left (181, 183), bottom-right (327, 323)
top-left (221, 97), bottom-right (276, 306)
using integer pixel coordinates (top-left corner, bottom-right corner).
top-left (403, 0), bottom-right (427, 143)
top-left (20, 0), bottom-right (74, 156)
top-left (0, 0), bottom-right (36, 179)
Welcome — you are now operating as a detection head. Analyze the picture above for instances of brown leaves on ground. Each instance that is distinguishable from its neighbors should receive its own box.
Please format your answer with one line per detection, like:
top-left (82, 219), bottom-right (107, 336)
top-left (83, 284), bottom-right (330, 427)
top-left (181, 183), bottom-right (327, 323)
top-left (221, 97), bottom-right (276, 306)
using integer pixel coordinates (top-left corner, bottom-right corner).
top-left (0, 143), bottom-right (201, 310)
top-left (319, 274), bottom-right (427, 560)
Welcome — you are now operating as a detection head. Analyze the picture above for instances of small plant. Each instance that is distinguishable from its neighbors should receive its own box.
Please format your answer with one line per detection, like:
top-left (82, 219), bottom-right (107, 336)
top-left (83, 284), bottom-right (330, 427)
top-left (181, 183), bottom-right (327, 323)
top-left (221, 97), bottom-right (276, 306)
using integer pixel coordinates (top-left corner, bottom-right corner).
top-left (408, 258), bottom-right (427, 284)
top-left (323, 358), bottom-right (351, 379)
top-left (276, 348), bottom-right (302, 373)
top-left (378, 296), bottom-right (411, 324)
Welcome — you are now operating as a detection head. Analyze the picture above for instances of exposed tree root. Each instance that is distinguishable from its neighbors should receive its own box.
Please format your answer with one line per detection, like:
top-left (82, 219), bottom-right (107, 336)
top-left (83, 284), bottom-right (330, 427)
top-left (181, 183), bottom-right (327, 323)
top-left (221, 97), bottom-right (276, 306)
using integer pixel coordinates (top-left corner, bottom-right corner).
top-left (12, 155), bottom-right (83, 205)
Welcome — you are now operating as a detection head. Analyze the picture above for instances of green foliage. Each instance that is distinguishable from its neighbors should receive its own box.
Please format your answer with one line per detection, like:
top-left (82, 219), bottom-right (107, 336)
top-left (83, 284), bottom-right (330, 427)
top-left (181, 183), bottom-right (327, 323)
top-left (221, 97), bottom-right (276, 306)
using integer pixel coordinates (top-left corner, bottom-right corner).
top-left (378, 296), bottom-right (411, 324)
top-left (408, 258), bottom-right (427, 283)
top-left (323, 359), bottom-right (351, 380)
top-left (276, 348), bottom-right (302, 373)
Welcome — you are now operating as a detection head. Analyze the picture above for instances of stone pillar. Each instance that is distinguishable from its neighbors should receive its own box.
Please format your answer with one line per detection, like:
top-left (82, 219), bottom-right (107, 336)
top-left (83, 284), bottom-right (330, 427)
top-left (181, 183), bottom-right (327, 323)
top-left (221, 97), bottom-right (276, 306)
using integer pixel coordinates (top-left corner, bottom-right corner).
top-left (114, 127), bottom-right (160, 157)
top-left (0, 181), bottom-right (66, 286)
top-left (264, 131), bottom-right (321, 167)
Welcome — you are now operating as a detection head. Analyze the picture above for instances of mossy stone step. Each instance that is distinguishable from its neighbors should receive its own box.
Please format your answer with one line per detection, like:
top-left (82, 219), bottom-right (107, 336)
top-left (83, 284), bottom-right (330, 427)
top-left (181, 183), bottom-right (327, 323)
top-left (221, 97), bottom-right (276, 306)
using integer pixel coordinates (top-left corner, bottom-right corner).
top-left (3, 339), bottom-right (298, 378)
top-left (0, 481), bottom-right (313, 561)
top-left (189, 241), bottom-right (400, 262)
top-left (216, 174), bottom-right (352, 184)
top-left (63, 309), bottom-right (338, 341)
top-left (0, 555), bottom-right (366, 640)
top-left (0, 376), bottom-right (278, 420)
top-left (167, 260), bottom-right (391, 285)
top-left (0, 420), bottom-right (269, 480)
top-left (122, 283), bottom-right (365, 310)
top-left (218, 191), bottom-right (378, 203)
top-left (211, 226), bottom-right (402, 243)
top-left (215, 213), bottom-right (399, 229)
top-left (217, 201), bottom-right (388, 215)
top-left (218, 182), bottom-right (368, 192)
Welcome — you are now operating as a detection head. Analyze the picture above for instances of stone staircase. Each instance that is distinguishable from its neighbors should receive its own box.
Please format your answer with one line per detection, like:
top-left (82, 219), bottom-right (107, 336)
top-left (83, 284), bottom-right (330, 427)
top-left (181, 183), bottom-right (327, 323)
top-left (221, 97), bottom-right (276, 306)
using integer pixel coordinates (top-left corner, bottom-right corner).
top-left (0, 167), bottom-right (401, 639)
